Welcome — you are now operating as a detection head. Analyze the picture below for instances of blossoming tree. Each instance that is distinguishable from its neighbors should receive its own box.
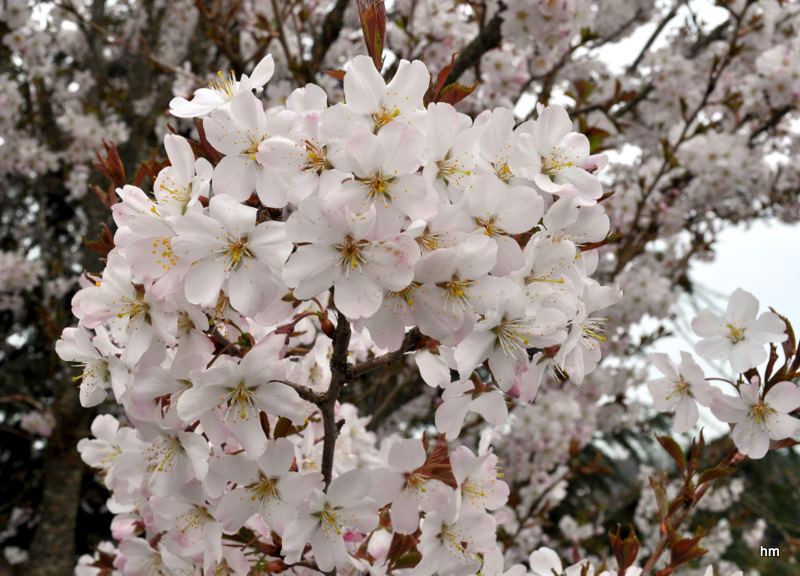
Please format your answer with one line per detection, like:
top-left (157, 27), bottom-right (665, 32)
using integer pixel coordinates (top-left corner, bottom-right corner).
top-left (1, 1), bottom-right (799, 575)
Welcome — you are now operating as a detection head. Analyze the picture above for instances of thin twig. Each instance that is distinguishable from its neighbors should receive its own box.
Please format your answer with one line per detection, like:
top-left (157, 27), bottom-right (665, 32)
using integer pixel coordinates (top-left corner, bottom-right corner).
top-left (640, 449), bottom-right (743, 576)
top-left (625, 0), bottom-right (685, 76)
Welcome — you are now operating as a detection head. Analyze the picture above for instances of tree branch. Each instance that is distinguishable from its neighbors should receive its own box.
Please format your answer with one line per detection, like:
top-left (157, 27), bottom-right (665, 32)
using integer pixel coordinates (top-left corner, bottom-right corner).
top-left (442, 5), bottom-right (504, 87)
top-left (347, 328), bottom-right (422, 379)
top-left (319, 309), bottom-right (351, 489)
top-left (640, 449), bottom-right (743, 576)
top-left (309, 0), bottom-right (350, 79)
top-left (625, 0), bottom-right (685, 76)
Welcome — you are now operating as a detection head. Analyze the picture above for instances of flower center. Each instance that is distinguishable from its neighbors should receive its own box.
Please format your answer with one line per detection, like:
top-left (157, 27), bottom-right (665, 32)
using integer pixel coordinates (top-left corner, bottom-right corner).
top-left (748, 400), bottom-right (775, 425)
top-left (665, 376), bottom-right (691, 401)
top-left (315, 504), bottom-right (343, 536)
top-left (210, 69), bottom-right (237, 100)
top-left (151, 237), bottom-right (179, 271)
top-left (726, 323), bottom-right (746, 344)
top-left (224, 236), bottom-right (253, 270)
top-left (372, 106), bottom-right (400, 131)
top-left (251, 475), bottom-right (278, 503)
top-left (494, 162), bottom-right (512, 183)
top-left (474, 217), bottom-right (506, 238)
top-left (404, 471), bottom-right (430, 493)
top-left (363, 172), bottom-right (394, 204)
top-left (436, 156), bottom-right (472, 183)
top-left (438, 276), bottom-right (473, 316)
top-left (417, 231), bottom-right (443, 253)
top-left (386, 282), bottom-right (420, 309)
top-left (303, 140), bottom-right (329, 173)
top-left (116, 296), bottom-right (150, 323)
top-left (439, 524), bottom-right (481, 563)
top-left (334, 236), bottom-right (368, 274)
top-left (582, 317), bottom-right (607, 347)
top-left (542, 149), bottom-right (575, 181)
top-left (223, 381), bottom-right (260, 422)
top-left (491, 318), bottom-right (530, 359)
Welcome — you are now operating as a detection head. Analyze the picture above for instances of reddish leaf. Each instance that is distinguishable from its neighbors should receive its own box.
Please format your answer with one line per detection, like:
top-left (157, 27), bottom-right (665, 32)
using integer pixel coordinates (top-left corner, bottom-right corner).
top-left (696, 467), bottom-right (736, 485)
top-left (769, 437), bottom-right (800, 450)
top-left (669, 534), bottom-right (708, 567)
top-left (356, 0), bottom-right (386, 71)
top-left (323, 69), bottom-right (347, 82)
top-left (608, 524), bottom-right (639, 574)
top-left (82, 223), bottom-right (116, 257)
top-left (92, 140), bottom-right (126, 189)
top-left (656, 435), bottom-right (686, 477)
top-left (435, 81), bottom-right (478, 106)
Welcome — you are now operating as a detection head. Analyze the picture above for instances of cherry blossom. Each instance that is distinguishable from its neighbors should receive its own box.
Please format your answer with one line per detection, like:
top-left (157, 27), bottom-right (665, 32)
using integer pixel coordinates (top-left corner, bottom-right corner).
top-left (647, 351), bottom-right (717, 433)
top-left (692, 288), bottom-right (787, 373)
top-left (169, 54), bottom-right (275, 118)
top-left (711, 379), bottom-right (800, 459)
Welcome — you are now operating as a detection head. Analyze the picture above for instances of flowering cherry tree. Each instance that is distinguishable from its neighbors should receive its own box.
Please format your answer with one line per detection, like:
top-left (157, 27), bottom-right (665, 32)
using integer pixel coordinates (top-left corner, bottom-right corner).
top-left (2, 1), bottom-right (800, 575)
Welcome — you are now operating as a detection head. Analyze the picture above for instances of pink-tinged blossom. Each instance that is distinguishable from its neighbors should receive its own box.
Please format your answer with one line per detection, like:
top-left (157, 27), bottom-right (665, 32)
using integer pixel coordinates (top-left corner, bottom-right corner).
top-left (72, 251), bottom-right (176, 365)
top-left (56, 325), bottom-right (128, 407)
top-left (455, 288), bottom-right (567, 390)
top-left (450, 445), bottom-right (509, 512)
top-left (526, 104), bottom-right (604, 205)
top-left (711, 379), bottom-right (800, 459)
top-left (647, 351), bottom-right (717, 433)
top-left (169, 54), bottom-right (274, 118)
top-left (369, 438), bottom-right (450, 534)
top-left (171, 194), bottom-right (291, 317)
top-left (412, 234), bottom-right (512, 345)
top-left (555, 282), bottom-right (622, 386)
top-left (423, 102), bottom-right (487, 200)
top-left (436, 378), bottom-right (508, 441)
top-left (319, 55), bottom-right (429, 137)
top-left (152, 487), bottom-right (223, 569)
top-left (153, 134), bottom-right (212, 217)
top-left (255, 86), bottom-right (348, 205)
top-left (464, 176), bottom-right (544, 275)
top-left (203, 92), bottom-right (278, 204)
top-left (141, 417), bottom-right (211, 498)
top-left (414, 494), bottom-right (497, 576)
top-left (216, 438), bottom-right (323, 535)
top-left (692, 288), bottom-right (787, 374)
top-left (326, 121), bottom-right (437, 237)
top-left (116, 538), bottom-right (197, 576)
top-left (178, 337), bottom-right (308, 458)
top-left (281, 469), bottom-right (379, 572)
top-left (283, 197), bottom-right (419, 319)
top-left (77, 414), bottom-right (148, 493)
top-left (480, 547), bottom-right (527, 576)
top-left (529, 547), bottom-right (593, 576)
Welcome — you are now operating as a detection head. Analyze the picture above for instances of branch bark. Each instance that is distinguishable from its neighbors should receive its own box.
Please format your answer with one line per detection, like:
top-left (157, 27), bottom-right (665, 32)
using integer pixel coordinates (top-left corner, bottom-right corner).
top-left (442, 5), bottom-right (504, 87)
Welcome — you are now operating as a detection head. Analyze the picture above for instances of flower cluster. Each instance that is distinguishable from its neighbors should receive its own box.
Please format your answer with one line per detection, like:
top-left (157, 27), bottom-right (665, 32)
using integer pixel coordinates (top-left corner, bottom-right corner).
top-left (648, 288), bottom-right (800, 459)
top-left (59, 53), bottom-right (623, 574)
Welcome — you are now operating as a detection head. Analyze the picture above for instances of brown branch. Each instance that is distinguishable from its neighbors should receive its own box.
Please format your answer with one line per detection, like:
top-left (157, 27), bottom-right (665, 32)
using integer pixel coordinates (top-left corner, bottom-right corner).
top-left (748, 104), bottom-right (794, 144)
top-left (319, 309), bottom-right (351, 490)
top-left (55, 1), bottom-right (186, 76)
top-left (347, 328), bottom-right (422, 379)
top-left (625, 0), bottom-right (685, 76)
top-left (309, 0), bottom-right (350, 79)
top-left (208, 329), bottom-right (244, 358)
top-left (442, 5), bottom-right (504, 87)
top-left (365, 371), bottom-right (416, 430)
